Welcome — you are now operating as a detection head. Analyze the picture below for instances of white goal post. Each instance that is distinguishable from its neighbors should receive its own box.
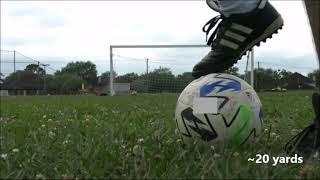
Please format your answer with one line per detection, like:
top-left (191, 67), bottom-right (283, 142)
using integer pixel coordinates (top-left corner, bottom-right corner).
top-left (109, 44), bottom-right (255, 96)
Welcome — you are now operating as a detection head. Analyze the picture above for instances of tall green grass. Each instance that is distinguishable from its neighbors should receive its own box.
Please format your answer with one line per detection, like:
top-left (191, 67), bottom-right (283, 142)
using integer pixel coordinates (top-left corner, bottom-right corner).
top-left (0, 91), bottom-right (319, 178)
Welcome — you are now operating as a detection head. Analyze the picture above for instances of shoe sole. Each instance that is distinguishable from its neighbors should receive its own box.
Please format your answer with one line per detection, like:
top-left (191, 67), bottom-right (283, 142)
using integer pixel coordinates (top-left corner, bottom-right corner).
top-left (238, 15), bottom-right (284, 59)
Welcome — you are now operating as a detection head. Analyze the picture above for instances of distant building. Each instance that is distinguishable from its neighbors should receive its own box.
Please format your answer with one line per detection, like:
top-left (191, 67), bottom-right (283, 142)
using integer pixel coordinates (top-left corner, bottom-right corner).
top-left (284, 72), bottom-right (316, 90)
top-left (0, 73), bottom-right (4, 85)
top-left (95, 83), bottom-right (131, 95)
top-left (0, 90), bottom-right (9, 96)
top-left (0, 73), bottom-right (9, 96)
top-left (0, 80), bottom-right (42, 96)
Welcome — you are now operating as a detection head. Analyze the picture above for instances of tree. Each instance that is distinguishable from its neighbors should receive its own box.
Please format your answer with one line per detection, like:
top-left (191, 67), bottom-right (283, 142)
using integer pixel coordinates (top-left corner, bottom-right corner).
top-left (308, 69), bottom-right (320, 87)
top-left (116, 73), bottom-right (139, 83)
top-left (279, 69), bottom-right (293, 87)
top-left (146, 67), bottom-right (177, 93)
top-left (49, 73), bottom-right (83, 94)
top-left (25, 64), bottom-right (45, 76)
top-left (176, 72), bottom-right (193, 92)
top-left (223, 67), bottom-right (240, 77)
top-left (60, 61), bottom-right (97, 86)
top-left (4, 70), bottom-right (42, 89)
top-left (44, 74), bottom-right (55, 93)
top-left (253, 68), bottom-right (294, 90)
top-left (0, 73), bottom-right (4, 84)
top-left (100, 71), bottom-right (117, 84)
top-left (254, 68), bottom-right (278, 89)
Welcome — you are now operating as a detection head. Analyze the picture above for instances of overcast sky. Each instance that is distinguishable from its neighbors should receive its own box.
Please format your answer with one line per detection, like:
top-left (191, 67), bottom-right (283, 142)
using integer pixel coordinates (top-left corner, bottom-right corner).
top-left (1, 0), bottom-right (319, 76)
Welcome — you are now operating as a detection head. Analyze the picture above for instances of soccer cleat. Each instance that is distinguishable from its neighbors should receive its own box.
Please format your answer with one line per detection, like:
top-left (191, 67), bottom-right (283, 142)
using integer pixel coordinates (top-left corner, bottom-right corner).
top-left (285, 93), bottom-right (320, 159)
top-left (192, 0), bottom-right (284, 78)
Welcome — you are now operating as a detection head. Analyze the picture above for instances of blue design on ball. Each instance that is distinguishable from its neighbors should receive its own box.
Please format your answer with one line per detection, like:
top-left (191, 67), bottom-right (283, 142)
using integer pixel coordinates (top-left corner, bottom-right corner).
top-left (200, 79), bottom-right (241, 97)
top-left (259, 106), bottom-right (264, 122)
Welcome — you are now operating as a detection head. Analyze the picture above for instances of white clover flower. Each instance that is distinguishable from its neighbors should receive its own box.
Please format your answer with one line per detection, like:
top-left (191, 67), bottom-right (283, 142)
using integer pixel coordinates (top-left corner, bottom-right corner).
top-left (1, 153), bottom-right (8, 159)
top-left (35, 173), bottom-right (45, 179)
top-left (12, 148), bottom-right (19, 153)
top-left (49, 131), bottom-right (56, 138)
top-left (138, 138), bottom-right (144, 143)
top-left (42, 115), bottom-right (47, 119)
top-left (61, 174), bottom-right (68, 178)
top-left (210, 145), bottom-right (215, 151)
top-left (193, 141), bottom-right (198, 145)
top-left (62, 140), bottom-right (70, 145)
top-left (41, 124), bottom-right (46, 128)
top-left (132, 145), bottom-right (140, 155)
top-left (47, 119), bottom-right (52, 122)
top-left (270, 132), bottom-right (277, 137)
top-left (214, 153), bottom-right (221, 158)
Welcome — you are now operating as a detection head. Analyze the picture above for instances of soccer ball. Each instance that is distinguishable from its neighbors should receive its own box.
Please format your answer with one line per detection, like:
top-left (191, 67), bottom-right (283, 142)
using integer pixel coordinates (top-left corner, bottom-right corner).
top-left (175, 73), bottom-right (263, 145)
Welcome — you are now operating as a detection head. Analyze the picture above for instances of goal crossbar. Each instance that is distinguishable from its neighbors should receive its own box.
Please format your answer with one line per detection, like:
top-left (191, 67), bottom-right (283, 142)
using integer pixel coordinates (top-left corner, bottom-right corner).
top-left (111, 45), bottom-right (208, 49)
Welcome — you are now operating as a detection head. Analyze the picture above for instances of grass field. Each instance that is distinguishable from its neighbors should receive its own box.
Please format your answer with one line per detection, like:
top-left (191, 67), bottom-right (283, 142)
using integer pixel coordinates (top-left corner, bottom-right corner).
top-left (0, 91), bottom-right (319, 179)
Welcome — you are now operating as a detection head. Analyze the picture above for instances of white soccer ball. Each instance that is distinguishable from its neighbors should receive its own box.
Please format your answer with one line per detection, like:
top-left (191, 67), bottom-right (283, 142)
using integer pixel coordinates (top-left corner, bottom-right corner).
top-left (175, 73), bottom-right (263, 145)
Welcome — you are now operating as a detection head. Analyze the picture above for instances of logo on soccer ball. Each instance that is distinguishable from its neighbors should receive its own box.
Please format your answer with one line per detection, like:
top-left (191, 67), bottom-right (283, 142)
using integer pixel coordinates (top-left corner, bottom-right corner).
top-left (200, 79), bottom-right (241, 97)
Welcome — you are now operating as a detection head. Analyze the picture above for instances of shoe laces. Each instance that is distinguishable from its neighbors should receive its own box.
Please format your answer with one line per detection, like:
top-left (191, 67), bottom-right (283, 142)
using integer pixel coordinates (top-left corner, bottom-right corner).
top-left (203, 15), bottom-right (229, 47)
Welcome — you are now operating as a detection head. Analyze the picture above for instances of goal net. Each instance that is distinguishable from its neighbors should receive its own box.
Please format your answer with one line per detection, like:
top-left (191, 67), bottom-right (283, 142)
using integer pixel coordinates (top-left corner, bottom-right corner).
top-left (108, 45), bottom-right (251, 95)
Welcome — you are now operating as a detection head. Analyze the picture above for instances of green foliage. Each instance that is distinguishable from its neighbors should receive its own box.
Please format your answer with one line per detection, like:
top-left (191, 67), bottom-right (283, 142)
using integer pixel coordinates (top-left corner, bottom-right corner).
top-left (223, 67), bottom-right (240, 76)
top-left (100, 71), bottom-right (117, 83)
top-left (116, 73), bottom-right (139, 83)
top-left (25, 64), bottom-right (45, 76)
top-left (253, 68), bottom-right (294, 89)
top-left (278, 69), bottom-right (293, 86)
top-left (48, 73), bottom-right (83, 94)
top-left (59, 61), bottom-right (97, 86)
top-left (175, 72), bottom-right (194, 92)
top-left (308, 69), bottom-right (320, 87)
top-left (4, 70), bottom-right (43, 89)
top-left (0, 92), bottom-right (319, 178)
top-left (261, 69), bottom-right (278, 88)
top-left (146, 67), bottom-right (177, 93)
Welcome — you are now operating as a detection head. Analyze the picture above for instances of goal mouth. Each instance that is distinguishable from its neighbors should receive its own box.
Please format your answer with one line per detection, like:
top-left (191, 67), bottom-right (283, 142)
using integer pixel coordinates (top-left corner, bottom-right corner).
top-left (107, 44), bottom-right (254, 96)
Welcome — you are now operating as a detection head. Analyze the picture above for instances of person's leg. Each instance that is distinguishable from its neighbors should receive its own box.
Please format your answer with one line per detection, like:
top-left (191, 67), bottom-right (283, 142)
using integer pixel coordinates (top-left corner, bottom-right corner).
top-left (192, 0), bottom-right (283, 78)
top-left (217, 0), bottom-right (261, 17)
top-left (304, 0), bottom-right (320, 62)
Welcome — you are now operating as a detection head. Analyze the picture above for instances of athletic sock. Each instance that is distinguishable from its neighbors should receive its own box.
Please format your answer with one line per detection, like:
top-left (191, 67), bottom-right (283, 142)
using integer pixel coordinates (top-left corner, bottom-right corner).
top-left (217, 0), bottom-right (263, 17)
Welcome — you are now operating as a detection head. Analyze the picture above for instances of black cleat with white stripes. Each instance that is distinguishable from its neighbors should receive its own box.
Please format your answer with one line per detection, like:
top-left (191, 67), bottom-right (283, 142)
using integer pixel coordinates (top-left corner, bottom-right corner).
top-left (192, 0), bottom-right (284, 78)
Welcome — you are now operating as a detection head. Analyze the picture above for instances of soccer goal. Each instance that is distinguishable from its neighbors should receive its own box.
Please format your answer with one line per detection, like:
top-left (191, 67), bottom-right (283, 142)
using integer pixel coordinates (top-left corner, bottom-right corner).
top-left (108, 44), bottom-right (255, 96)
